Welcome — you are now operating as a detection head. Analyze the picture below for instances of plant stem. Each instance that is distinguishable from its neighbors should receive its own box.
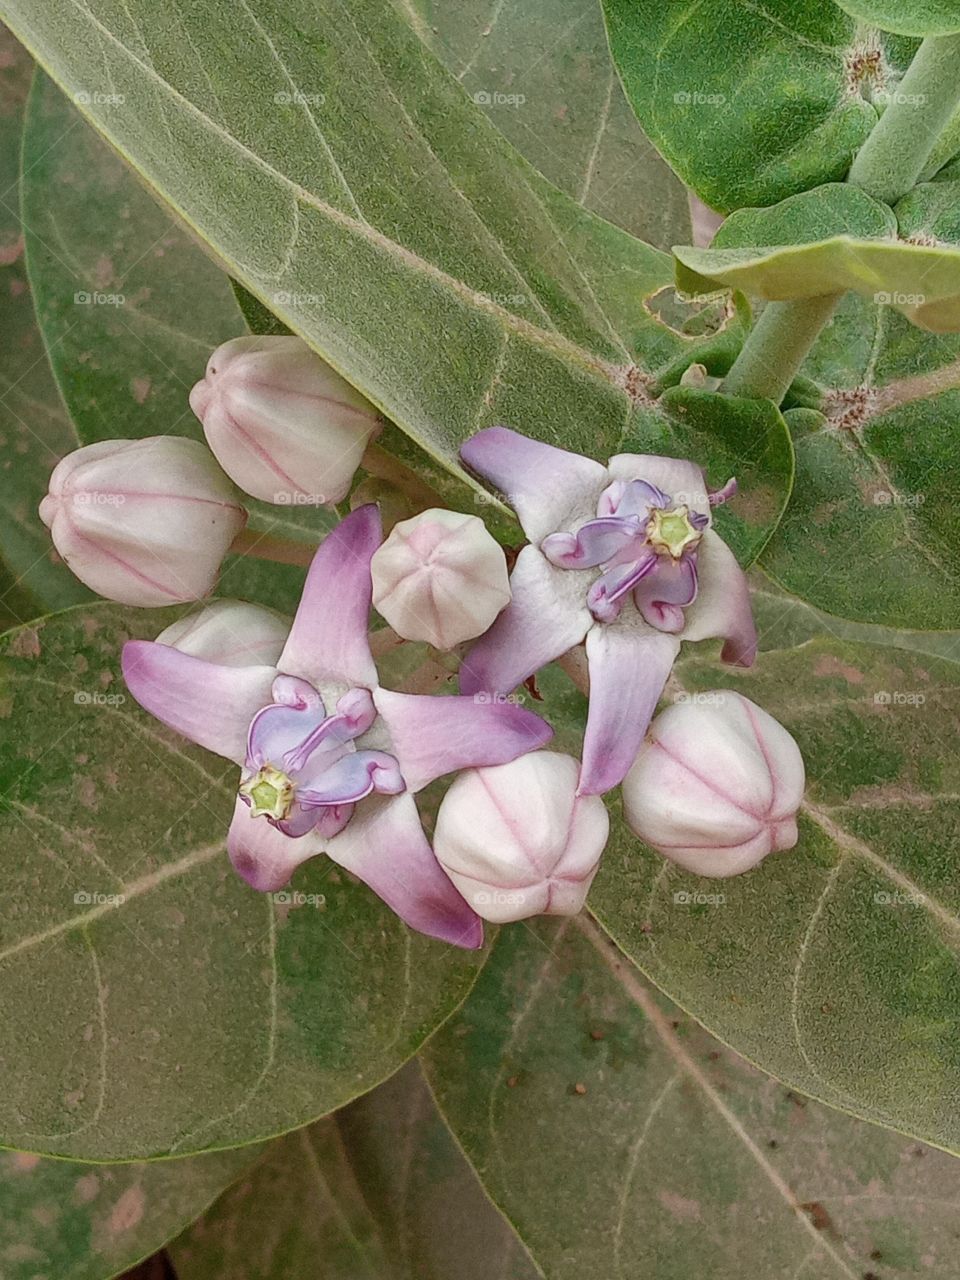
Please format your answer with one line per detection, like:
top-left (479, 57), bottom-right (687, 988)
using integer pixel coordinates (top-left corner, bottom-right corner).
top-left (229, 527), bottom-right (318, 567)
top-left (361, 442), bottom-right (446, 511)
top-left (847, 32), bottom-right (960, 205)
top-left (721, 293), bottom-right (842, 403)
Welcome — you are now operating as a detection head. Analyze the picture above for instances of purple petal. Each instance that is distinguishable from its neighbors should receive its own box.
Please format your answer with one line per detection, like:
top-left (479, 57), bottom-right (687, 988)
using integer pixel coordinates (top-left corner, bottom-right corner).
top-left (122, 641), bottom-right (277, 764)
top-left (587, 550), bottom-right (658, 622)
top-left (460, 427), bottom-right (607, 542)
top-left (247, 697), bottom-right (329, 771)
top-left (298, 749), bottom-right (405, 804)
top-left (607, 454), bottom-right (711, 521)
top-left (324, 793), bottom-right (483, 948)
top-left (634, 555), bottom-right (699, 632)
top-left (579, 625), bottom-right (680, 795)
top-left (373, 688), bottom-right (553, 793)
top-left (599, 478), bottom-right (670, 519)
top-left (459, 546), bottom-right (591, 696)
top-left (227, 795), bottom-right (325, 890)
top-left (278, 505), bottom-right (380, 689)
top-left (709, 477), bottom-right (738, 507)
top-left (681, 530), bottom-right (758, 666)
top-left (541, 516), bottom-right (643, 570)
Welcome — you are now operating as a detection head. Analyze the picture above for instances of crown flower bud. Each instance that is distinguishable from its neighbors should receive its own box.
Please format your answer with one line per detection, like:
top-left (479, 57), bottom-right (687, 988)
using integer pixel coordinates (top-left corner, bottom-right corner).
top-left (623, 692), bottom-right (805, 877)
top-left (433, 752), bottom-right (609, 922)
top-left (39, 437), bottom-right (246, 606)
top-left (156, 601), bottom-right (290, 668)
top-left (371, 508), bottom-right (511, 649)
top-left (189, 335), bottom-right (381, 505)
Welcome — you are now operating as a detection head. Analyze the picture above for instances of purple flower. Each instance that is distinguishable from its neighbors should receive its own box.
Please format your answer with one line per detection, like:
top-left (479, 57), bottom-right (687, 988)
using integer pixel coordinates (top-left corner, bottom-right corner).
top-left (122, 505), bottom-right (552, 948)
top-left (459, 429), bottom-right (757, 797)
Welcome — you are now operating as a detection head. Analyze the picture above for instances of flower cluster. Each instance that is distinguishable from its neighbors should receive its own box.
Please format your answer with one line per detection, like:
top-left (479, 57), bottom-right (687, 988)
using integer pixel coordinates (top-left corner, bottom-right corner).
top-left (40, 337), bottom-right (805, 947)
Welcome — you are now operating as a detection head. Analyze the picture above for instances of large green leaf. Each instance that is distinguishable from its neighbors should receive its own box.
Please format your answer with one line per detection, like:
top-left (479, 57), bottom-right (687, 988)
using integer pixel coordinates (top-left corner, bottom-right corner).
top-left (600, 0), bottom-right (914, 212)
top-left (0, 1144), bottom-right (259, 1280)
top-left (0, 603), bottom-right (485, 1161)
top-left (170, 1061), bottom-right (537, 1280)
top-left (0, 0), bottom-right (718, 498)
top-left (406, 0), bottom-right (690, 248)
top-left (760, 291), bottom-right (960, 629)
top-left (425, 919), bottom-right (960, 1279)
top-left (19, 69), bottom-right (337, 613)
top-left (836, 0), bottom-right (960, 36)
top-left (583, 626), bottom-right (960, 1156)
top-left (0, 30), bottom-right (89, 616)
top-left (675, 183), bottom-right (960, 333)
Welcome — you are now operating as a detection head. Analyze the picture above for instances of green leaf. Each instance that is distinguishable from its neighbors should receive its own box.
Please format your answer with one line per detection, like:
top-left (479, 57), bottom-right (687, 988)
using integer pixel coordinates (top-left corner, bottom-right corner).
top-left (0, 33), bottom-right (89, 616)
top-left (585, 628), bottom-right (960, 1157)
top-left (0, 1144), bottom-right (259, 1280)
top-left (19, 70), bottom-right (337, 614)
top-left (675, 182), bottom-right (960, 333)
top-left (0, 0), bottom-right (712, 495)
top-left (425, 918), bottom-right (960, 1279)
top-left (405, 0), bottom-right (690, 249)
top-left (759, 291), bottom-right (960, 629)
top-left (600, 0), bottom-right (914, 213)
top-left (0, 603), bottom-right (485, 1160)
top-left (836, 0), bottom-right (960, 36)
top-left (170, 1061), bottom-right (538, 1279)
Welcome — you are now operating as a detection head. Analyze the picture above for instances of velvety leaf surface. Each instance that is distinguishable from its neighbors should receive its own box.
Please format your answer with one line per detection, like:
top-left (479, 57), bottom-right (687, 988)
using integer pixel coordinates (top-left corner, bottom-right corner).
top-left (405, 0), bottom-right (690, 248)
top-left (0, 1144), bottom-right (258, 1280)
top-left (169, 1061), bottom-right (537, 1280)
top-left (19, 70), bottom-right (336, 612)
top-left (425, 919), bottom-right (960, 1279)
top-left (675, 183), bottom-right (960, 332)
top-left (586, 626), bottom-right (960, 1156)
top-left (835, 0), bottom-right (960, 36)
top-left (0, 0), bottom-right (719, 499)
top-left (759, 291), bottom-right (960, 628)
top-left (0, 29), bottom-right (90, 617)
top-left (0, 603), bottom-right (486, 1160)
top-left (600, 0), bottom-right (914, 212)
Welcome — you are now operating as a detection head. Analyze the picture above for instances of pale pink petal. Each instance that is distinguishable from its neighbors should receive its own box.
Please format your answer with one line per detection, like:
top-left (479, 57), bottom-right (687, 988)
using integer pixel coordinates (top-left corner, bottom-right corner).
top-left (227, 795), bottom-right (326, 890)
top-left (606, 454), bottom-right (712, 519)
top-left (122, 641), bottom-right (276, 764)
top-left (278, 505), bottom-right (380, 689)
top-left (373, 689), bottom-right (552, 793)
top-left (325, 793), bottom-right (483, 948)
top-left (681, 529), bottom-right (757, 666)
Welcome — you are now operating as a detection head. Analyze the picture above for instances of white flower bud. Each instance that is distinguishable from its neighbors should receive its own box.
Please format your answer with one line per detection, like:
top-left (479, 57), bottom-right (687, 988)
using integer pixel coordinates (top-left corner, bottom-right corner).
top-left (371, 508), bottom-right (510, 649)
top-left (39, 437), bottom-right (246, 607)
top-left (623, 692), bottom-right (805, 877)
top-left (156, 601), bottom-right (290, 667)
top-left (189, 335), bottom-right (380, 505)
top-left (433, 752), bottom-right (609, 922)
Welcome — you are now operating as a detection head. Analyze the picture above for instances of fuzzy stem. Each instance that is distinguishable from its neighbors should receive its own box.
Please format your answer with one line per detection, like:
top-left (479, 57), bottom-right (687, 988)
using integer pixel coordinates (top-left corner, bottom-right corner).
top-left (848, 32), bottom-right (960, 205)
top-left (721, 294), bottom-right (842, 403)
top-left (228, 527), bottom-right (318, 567)
top-left (361, 441), bottom-right (446, 511)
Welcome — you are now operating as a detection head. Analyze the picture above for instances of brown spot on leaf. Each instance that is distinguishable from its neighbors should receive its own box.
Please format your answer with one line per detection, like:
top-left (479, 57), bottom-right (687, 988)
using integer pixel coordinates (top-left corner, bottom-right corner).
top-left (814, 654), bottom-right (864, 685)
top-left (108, 1184), bottom-right (145, 1234)
top-left (800, 1200), bottom-right (841, 1238)
top-left (8, 628), bottom-right (40, 658)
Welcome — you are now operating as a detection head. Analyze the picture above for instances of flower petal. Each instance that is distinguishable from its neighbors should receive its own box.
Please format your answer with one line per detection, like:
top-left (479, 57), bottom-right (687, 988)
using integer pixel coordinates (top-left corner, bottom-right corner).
top-left (459, 546), bottom-right (591, 696)
top-left (633, 554), bottom-right (698, 632)
top-left (227, 795), bottom-right (326, 890)
top-left (460, 427), bottom-right (607, 542)
top-left (122, 640), bottom-right (276, 764)
top-left (324, 792), bottom-right (483, 948)
top-left (681, 529), bottom-right (758, 666)
top-left (373, 688), bottom-right (553, 792)
top-left (541, 516), bottom-right (643, 569)
top-left (606, 454), bottom-right (711, 520)
top-left (278, 504), bottom-right (380, 689)
top-left (298, 749), bottom-right (405, 804)
top-left (579, 623), bottom-right (680, 795)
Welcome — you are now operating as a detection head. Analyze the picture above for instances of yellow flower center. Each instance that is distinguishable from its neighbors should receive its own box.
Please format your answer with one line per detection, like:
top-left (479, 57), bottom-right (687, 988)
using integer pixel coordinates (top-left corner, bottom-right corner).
top-left (239, 764), bottom-right (295, 820)
top-left (646, 506), bottom-right (702, 559)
